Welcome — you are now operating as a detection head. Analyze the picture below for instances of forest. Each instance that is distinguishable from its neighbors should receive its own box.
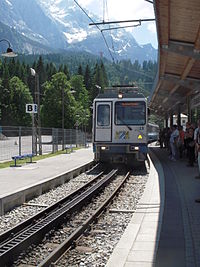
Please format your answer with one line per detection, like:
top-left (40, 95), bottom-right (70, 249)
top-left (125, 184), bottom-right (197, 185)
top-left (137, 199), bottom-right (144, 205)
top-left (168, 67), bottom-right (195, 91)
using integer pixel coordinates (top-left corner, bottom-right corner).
top-left (0, 52), bottom-right (157, 129)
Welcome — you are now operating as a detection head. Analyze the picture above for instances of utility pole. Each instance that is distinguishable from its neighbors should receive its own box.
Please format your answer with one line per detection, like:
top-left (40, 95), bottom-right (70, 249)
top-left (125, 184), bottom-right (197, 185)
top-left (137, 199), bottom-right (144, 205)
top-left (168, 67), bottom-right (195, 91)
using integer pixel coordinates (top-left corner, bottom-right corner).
top-left (30, 68), bottom-right (42, 155)
top-left (36, 73), bottom-right (42, 155)
top-left (62, 87), bottom-right (65, 150)
top-left (31, 112), bottom-right (36, 155)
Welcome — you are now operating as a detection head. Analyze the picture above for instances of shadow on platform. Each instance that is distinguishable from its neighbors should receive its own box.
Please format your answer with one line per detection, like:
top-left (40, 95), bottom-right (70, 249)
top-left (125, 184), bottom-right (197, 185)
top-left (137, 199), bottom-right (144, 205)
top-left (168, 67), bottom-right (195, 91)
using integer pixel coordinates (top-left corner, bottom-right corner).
top-left (150, 145), bottom-right (200, 267)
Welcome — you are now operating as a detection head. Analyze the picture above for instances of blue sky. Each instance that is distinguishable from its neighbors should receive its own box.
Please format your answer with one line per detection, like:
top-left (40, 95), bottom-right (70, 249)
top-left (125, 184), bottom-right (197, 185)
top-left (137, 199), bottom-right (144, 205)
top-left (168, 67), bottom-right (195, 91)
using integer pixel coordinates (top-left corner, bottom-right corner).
top-left (79, 0), bottom-right (158, 48)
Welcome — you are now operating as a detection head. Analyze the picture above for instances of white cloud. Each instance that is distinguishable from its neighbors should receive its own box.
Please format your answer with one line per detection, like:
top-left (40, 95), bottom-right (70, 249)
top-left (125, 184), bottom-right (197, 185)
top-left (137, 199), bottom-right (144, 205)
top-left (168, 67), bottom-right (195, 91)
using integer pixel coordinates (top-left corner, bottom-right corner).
top-left (105, 0), bottom-right (156, 41)
top-left (79, 0), bottom-right (154, 20)
top-left (78, 0), bottom-right (155, 30)
top-left (106, 0), bottom-right (154, 20)
top-left (147, 22), bottom-right (157, 34)
top-left (78, 0), bottom-right (94, 6)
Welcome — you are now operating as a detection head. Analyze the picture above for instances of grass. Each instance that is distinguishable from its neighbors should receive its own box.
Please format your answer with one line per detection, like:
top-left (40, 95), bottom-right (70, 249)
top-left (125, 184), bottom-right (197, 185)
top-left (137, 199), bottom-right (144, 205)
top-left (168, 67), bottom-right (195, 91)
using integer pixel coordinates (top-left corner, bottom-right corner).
top-left (0, 147), bottom-right (81, 169)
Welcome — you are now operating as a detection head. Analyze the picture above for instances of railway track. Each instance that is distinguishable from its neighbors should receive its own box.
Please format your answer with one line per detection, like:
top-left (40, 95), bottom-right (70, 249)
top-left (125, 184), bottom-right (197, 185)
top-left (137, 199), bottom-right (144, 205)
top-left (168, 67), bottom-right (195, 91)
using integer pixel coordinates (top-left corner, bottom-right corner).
top-left (0, 168), bottom-right (119, 266)
top-left (39, 171), bottom-right (130, 267)
top-left (0, 166), bottom-right (103, 242)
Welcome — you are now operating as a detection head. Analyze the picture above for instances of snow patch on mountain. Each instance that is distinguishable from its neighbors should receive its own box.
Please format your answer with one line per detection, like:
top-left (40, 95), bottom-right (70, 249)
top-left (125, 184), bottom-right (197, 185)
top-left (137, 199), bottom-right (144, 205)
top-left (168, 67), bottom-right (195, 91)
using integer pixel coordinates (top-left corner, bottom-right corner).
top-left (111, 35), bottom-right (122, 42)
top-left (63, 29), bottom-right (88, 43)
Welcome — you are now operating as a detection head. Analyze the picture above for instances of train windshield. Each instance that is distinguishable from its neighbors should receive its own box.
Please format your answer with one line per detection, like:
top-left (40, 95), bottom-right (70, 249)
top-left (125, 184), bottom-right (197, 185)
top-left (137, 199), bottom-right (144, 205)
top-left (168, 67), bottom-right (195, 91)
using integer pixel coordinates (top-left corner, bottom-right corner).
top-left (115, 101), bottom-right (146, 125)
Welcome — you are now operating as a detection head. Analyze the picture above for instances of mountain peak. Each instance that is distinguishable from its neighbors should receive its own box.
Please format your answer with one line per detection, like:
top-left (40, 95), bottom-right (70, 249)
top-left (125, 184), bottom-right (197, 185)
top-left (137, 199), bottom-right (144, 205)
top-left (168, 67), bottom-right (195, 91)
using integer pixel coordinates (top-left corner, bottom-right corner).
top-left (0, 0), bottom-right (157, 62)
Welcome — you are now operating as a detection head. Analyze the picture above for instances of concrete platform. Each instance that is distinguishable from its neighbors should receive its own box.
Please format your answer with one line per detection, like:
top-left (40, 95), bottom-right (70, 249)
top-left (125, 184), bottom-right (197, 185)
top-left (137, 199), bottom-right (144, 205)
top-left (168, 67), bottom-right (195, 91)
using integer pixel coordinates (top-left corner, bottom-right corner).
top-left (0, 147), bottom-right (94, 215)
top-left (107, 145), bottom-right (200, 267)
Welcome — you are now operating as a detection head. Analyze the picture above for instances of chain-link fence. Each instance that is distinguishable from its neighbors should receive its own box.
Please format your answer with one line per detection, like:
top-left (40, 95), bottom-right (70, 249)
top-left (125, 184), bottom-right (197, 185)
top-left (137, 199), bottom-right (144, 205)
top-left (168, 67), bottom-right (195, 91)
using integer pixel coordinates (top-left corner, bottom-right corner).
top-left (0, 126), bottom-right (87, 162)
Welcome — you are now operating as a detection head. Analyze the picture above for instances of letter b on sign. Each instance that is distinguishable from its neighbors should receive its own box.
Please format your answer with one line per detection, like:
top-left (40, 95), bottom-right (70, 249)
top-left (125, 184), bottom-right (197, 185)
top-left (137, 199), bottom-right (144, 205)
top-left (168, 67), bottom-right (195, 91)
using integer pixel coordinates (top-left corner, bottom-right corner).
top-left (26, 104), bottom-right (37, 113)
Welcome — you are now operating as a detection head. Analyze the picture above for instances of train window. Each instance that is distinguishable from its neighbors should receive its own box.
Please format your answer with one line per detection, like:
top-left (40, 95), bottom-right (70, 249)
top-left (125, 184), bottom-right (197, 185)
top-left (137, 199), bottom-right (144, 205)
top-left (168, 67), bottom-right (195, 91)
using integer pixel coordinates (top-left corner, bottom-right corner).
top-left (97, 104), bottom-right (110, 126)
top-left (115, 101), bottom-right (146, 125)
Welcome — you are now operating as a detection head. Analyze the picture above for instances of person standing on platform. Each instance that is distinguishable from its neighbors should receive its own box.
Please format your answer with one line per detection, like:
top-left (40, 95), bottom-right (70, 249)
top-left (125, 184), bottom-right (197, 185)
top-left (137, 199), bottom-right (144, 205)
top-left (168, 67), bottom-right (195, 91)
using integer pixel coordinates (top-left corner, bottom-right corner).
top-left (178, 126), bottom-right (185, 159)
top-left (166, 127), bottom-right (171, 151)
top-left (185, 122), bottom-right (191, 158)
top-left (194, 119), bottom-right (200, 179)
top-left (187, 128), bottom-right (195, 167)
top-left (159, 129), bottom-right (164, 148)
top-left (169, 125), bottom-right (179, 161)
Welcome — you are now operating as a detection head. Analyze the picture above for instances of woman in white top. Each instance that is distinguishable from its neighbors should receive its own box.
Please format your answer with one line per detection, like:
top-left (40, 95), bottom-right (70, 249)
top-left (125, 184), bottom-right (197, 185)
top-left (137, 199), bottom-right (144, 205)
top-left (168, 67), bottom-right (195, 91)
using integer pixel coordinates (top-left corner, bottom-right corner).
top-left (169, 125), bottom-right (179, 161)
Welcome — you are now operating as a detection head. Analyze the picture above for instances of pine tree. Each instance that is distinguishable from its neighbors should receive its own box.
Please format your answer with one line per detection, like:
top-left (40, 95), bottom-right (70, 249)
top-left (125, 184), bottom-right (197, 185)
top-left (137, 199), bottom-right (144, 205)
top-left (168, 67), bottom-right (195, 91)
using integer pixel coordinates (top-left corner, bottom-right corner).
top-left (2, 63), bottom-right (10, 89)
top-left (36, 56), bottom-right (47, 86)
top-left (100, 62), bottom-right (108, 87)
top-left (84, 64), bottom-right (92, 91)
top-left (77, 65), bottom-right (83, 75)
top-left (63, 64), bottom-right (70, 80)
top-left (47, 62), bottom-right (57, 80)
top-left (15, 60), bottom-right (21, 78)
top-left (58, 64), bottom-right (64, 73)
top-left (8, 58), bottom-right (16, 77)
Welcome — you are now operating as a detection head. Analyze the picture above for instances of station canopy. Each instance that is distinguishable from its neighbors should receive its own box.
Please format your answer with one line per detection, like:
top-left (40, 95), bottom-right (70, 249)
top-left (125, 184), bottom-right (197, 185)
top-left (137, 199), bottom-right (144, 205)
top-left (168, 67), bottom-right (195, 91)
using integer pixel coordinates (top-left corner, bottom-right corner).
top-left (149, 0), bottom-right (200, 117)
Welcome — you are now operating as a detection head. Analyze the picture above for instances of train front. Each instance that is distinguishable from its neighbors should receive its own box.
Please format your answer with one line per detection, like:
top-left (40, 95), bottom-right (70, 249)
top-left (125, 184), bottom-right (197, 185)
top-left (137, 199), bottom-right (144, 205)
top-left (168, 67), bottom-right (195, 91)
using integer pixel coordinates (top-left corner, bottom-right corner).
top-left (92, 91), bottom-right (148, 165)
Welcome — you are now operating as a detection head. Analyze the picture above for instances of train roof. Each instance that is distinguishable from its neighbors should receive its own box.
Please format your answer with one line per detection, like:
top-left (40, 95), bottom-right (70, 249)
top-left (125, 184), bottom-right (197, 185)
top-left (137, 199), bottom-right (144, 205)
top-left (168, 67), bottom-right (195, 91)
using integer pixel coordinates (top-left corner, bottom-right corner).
top-left (95, 90), bottom-right (146, 100)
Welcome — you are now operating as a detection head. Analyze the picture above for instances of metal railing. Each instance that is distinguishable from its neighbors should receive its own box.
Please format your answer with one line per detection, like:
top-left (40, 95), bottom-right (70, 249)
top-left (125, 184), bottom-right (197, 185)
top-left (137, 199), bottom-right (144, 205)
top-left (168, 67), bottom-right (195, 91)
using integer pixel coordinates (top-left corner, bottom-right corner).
top-left (0, 126), bottom-right (88, 162)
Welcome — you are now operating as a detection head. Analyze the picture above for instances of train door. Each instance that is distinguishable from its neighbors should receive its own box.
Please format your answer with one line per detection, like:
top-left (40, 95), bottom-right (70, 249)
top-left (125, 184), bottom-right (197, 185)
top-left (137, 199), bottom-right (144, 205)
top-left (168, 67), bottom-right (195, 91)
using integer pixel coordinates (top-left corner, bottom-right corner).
top-left (95, 102), bottom-right (112, 142)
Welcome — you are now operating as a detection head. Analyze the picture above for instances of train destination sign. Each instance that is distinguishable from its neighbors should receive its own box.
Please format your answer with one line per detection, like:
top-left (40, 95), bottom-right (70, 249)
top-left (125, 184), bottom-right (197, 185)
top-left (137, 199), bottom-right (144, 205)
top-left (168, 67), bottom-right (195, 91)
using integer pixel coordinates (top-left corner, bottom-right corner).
top-left (120, 102), bottom-right (143, 107)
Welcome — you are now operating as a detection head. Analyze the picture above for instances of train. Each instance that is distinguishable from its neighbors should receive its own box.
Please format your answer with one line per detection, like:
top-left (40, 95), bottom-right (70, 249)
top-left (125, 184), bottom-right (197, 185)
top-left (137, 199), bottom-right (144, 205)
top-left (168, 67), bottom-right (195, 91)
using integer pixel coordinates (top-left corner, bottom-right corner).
top-left (148, 122), bottom-right (159, 143)
top-left (92, 86), bottom-right (159, 165)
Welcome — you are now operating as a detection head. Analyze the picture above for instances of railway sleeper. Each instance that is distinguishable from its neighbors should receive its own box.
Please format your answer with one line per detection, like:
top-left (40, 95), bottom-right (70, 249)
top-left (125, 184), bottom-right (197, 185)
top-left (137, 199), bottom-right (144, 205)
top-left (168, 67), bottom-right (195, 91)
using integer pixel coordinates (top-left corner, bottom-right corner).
top-left (0, 169), bottom-right (117, 266)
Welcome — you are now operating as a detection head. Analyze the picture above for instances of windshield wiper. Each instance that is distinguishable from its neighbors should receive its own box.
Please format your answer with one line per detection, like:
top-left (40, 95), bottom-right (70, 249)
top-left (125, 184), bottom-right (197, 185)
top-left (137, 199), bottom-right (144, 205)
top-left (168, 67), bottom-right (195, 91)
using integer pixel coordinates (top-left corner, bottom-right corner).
top-left (117, 116), bottom-right (132, 131)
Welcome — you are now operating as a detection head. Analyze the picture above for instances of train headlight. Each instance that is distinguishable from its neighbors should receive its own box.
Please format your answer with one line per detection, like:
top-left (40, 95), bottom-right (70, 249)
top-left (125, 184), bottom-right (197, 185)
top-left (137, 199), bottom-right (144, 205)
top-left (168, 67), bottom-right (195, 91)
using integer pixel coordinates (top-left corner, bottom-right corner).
top-left (130, 146), bottom-right (139, 151)
top-left (138, 134), bottom-right (143, 140)
top-left (101, 146), bottom-right (107, 150)
top-left (118, 93), bottom-right (123, 98)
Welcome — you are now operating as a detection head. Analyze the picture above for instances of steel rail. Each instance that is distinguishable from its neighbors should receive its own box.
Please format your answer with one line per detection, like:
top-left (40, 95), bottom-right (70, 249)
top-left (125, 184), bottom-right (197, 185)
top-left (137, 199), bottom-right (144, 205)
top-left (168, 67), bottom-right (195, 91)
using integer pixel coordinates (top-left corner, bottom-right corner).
top-left (0, 169), bottom-right (117, 266)
top-left (0, 167), bottom-right (103, 245)
top-left (39, 171), bottom-right (130, 267)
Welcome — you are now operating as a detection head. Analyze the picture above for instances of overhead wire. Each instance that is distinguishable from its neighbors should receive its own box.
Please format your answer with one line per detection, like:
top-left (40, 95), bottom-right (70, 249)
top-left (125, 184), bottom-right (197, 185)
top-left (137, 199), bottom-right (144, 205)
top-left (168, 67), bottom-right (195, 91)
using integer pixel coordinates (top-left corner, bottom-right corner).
top-left (144, 0), bottom-right (153, 4)
top-left (73, 0), bottom-right (115, 62)
top-left (120, 65), bottom-right (155, 79)
top-left (101, 1), bottom-right (145, 62)
top-left (109, 62), bottom-right (156, 96)
top-left (73, 0), bottom-right (156, 79)
top-left (101, 22), bottom-right (141, 32)
top-left (104, 0), bottom-right (116, 58)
